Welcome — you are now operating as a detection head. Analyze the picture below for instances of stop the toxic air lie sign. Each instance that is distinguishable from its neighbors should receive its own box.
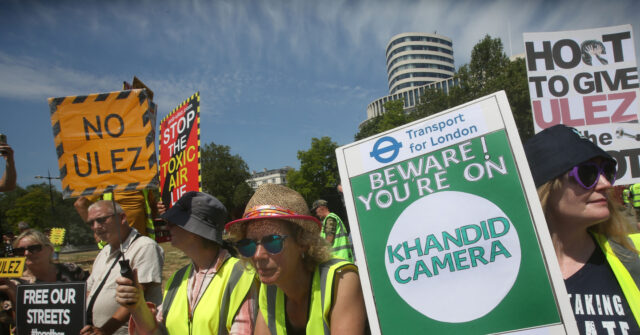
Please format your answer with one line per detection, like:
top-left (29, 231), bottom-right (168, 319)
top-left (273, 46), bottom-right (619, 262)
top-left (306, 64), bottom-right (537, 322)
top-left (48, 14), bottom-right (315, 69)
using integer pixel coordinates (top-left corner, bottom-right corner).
top-left (336, 91), bottom-right (577, 334)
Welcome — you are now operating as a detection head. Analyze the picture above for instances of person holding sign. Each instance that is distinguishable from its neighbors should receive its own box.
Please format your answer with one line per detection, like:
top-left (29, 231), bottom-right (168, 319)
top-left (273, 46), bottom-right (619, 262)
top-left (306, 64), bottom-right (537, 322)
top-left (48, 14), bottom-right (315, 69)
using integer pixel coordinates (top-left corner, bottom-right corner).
top-left (115, 191), bottom-right (259, 334)
top-left (0, 138), bottom-right (16, 193)
top-left (225, 184), bottom-right (366, 335)
top-left (0, 230), bottom-right (89, 333)
top-left (311, 199), bottom-right (354, 262)
top-left (13, 230), bottom-right (88, 283)
top-left (82, 201), bottom-right (163, 335)
top-left (524, 124), bottom-right (640, 334)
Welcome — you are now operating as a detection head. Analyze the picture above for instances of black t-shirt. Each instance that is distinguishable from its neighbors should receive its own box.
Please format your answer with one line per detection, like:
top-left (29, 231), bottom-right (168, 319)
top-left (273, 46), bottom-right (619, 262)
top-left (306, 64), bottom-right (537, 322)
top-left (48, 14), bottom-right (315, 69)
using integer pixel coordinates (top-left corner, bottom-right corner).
top-left (565, 245), bottom-right (640, 334)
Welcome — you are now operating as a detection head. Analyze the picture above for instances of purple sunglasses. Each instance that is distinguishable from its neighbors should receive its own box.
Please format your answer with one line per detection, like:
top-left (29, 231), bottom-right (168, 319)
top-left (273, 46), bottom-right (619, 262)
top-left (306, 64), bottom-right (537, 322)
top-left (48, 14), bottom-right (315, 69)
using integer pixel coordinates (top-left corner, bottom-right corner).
top-left (568, 161), bottom-right (617, 189)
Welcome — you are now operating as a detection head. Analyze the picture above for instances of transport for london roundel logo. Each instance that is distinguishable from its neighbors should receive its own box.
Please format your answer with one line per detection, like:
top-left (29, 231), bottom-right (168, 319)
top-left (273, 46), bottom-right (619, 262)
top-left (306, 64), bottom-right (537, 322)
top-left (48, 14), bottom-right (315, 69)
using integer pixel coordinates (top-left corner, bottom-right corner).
top-left (370, 136), bottom-right (402, 163)
top-left (384, 191), bottom-right (521, 323)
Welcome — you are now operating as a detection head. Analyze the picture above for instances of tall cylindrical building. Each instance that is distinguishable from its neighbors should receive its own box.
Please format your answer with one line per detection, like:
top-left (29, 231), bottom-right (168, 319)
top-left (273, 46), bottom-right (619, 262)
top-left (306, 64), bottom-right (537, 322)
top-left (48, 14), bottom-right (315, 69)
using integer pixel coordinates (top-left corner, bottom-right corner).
top-left (364, 32), bottom-right (457, 121)
top-left (386, 32), bottom-right (455, 95)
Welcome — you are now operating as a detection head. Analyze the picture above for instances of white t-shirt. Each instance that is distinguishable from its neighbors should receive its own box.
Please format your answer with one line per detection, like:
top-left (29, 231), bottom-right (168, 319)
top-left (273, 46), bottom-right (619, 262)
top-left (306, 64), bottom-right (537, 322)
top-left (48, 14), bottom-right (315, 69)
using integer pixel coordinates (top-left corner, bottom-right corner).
top-left (86, 229), bottom-right (164, 335)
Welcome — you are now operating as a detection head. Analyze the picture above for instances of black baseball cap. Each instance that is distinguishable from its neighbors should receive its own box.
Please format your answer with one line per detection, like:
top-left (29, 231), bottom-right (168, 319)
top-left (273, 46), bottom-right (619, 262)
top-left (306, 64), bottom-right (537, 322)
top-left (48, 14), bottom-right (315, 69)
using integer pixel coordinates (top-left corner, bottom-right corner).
top-left (523, 124), bottom-right (616, 187)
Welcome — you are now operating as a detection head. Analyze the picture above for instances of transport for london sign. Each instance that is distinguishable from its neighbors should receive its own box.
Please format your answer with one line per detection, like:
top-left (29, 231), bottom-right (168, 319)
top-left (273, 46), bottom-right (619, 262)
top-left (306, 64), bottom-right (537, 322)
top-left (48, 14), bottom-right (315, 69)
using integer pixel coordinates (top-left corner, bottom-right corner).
top-left (336, 91), bottom-right (577, 334)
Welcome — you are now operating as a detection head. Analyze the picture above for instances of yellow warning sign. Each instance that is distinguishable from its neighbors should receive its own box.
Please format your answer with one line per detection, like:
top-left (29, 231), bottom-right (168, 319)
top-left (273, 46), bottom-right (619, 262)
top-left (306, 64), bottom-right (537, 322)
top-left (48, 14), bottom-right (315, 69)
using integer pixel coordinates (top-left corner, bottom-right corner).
top-left (0, 257), bottom-right (25, 278)
top-left (49, 228), bottom-right (66, 246)
top-left (48, 89), bottom-right (159, 198)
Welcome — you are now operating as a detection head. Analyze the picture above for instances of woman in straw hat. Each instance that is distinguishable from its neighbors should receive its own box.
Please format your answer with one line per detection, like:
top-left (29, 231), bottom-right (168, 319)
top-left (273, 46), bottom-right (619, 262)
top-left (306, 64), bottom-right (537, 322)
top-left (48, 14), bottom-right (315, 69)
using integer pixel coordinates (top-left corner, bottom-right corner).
top-left (115, 191), bottom-right (259, 334)
top-left (524, 124), bottom-right (640, 333)
top-left (225, 184), bottom-right (366, 334)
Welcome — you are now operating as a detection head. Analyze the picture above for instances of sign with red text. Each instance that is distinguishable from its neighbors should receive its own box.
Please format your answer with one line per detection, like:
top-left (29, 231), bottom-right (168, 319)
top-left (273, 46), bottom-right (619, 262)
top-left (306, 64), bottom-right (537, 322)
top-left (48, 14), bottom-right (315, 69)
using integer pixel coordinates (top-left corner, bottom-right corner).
top-left (17, 282), bottom-right (86, 335)
top-left (159, 92), bottom-right (201, 207)
top-left (337, 92), bottom-right (577, 334)
top-left (524, 24), bottom-right (640, 184)
top-left (49, 89), bottom-right (159, 198)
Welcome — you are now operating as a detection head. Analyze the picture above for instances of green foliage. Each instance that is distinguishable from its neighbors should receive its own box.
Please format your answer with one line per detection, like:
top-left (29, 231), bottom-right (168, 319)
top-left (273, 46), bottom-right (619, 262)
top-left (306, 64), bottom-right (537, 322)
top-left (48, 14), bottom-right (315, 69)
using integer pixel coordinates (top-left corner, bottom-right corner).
top-left (354, 34), bottom-right (534, 142)
top-left (355, 99), bottom-right (408, 140)
top-left (200, 142), bottom-right (252, 217)
top-left (0, 184), bottom-right (93, 245)
top-left (287, 137), bottom-right (340, 204)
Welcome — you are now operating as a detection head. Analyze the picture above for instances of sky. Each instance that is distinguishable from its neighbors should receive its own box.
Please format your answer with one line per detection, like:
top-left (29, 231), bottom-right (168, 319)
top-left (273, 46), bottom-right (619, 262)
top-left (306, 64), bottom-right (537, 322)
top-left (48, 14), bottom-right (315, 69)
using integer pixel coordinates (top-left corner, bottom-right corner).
top-left (1, 0), bottom-right (639, 191)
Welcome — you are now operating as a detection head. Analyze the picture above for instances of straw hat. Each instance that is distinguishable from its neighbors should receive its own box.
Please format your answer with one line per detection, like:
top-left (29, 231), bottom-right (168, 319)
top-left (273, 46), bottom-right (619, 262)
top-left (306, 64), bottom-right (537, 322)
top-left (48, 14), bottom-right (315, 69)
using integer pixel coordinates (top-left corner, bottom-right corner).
top-left (225, 184), bottom-right (321, 238)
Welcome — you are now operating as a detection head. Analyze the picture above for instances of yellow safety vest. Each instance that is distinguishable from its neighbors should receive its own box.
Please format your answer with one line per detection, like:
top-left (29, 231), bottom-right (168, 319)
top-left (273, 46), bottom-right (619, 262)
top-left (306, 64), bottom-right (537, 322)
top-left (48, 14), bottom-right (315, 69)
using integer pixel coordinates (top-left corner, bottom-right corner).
top-left (631, 184), bottom-right (640, 208)
top-left (260, 259), bottom-right (355, 335)
top-left (592, 232), bottom-right (640, 325)
top-left (163, 257), bottom-right (256, 335)
top-left (320, 213), bottom-right (354, 262)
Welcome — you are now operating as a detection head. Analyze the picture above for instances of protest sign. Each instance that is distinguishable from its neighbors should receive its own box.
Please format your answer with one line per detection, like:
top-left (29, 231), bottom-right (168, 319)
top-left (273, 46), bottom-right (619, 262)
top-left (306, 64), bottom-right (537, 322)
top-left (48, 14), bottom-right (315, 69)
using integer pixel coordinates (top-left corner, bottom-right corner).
top-left (336, 92), bottom-right (577, 334)
top-left (48, 89), bottom-right (159, 198)
top-left (17, 282), bottom-right (85, 335)
top-left (48, 228), bottom-right (65, 246)
top-left (158, 92), bottom-right (201, 207)
top-left (0, 257), bottom-right (25, 278)
top-left (524, 24), bottom-right (640, 184)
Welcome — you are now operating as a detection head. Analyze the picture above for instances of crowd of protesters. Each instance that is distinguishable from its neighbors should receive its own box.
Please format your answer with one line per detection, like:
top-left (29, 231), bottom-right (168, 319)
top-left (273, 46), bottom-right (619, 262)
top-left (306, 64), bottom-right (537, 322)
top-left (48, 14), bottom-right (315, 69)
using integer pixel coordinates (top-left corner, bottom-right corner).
top-left (1, 125), bottom-right (639, 334)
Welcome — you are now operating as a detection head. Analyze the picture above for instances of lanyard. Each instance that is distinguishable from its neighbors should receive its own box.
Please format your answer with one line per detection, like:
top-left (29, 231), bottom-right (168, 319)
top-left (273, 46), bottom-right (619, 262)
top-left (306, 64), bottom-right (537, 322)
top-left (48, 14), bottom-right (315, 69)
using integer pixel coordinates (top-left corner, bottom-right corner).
top-left (186, 258), bottom-right (217, 335)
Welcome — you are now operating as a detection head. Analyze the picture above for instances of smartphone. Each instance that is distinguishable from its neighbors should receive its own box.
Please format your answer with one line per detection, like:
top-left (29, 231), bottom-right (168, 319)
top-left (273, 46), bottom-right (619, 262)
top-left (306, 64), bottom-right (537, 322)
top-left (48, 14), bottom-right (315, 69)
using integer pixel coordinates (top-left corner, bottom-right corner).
top-left (0, 134), bottom-right (6, 155)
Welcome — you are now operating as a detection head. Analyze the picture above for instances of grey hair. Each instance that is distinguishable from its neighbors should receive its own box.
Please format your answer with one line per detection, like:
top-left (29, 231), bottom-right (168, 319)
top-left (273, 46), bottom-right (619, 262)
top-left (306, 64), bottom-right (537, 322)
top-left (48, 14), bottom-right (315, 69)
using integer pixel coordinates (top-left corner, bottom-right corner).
top-left (89, 200), bottom-right (125, 215)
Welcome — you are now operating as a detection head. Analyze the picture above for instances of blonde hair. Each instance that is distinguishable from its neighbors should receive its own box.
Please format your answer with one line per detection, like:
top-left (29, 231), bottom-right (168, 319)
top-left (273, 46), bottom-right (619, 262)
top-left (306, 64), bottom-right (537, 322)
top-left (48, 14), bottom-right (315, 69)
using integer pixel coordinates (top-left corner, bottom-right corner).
top-left (537, 178), bottom-right (637, 252)
top-left (13, 229), bottom-right (55, 262)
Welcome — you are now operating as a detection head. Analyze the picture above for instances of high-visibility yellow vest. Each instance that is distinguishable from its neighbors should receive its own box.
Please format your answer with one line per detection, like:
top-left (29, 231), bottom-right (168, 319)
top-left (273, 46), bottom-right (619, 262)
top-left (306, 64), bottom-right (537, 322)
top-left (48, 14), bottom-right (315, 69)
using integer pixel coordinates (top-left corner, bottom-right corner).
top-left (592, 232), bottom-right (640, 325)
top-left (260, 259), bottom-right (355, 335)
top-left (320, 213), bottom-right (353, 262)
top-left (163, 257), bottom-right (256, 334)
top-left (623, 189), bottom-right (631, 204)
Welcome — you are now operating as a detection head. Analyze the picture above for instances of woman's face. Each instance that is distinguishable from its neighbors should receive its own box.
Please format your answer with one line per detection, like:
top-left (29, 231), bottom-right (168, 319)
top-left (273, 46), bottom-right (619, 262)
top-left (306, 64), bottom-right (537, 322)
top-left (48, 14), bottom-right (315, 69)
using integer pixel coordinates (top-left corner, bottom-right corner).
top-left (167, 221), bottom-right (196, 250)
top-left (546, 159), bottom-right (612, 229)
top-left (16, 237), bottom-right (52, 268)
top-left (245, 219), bottom-right (305, 286)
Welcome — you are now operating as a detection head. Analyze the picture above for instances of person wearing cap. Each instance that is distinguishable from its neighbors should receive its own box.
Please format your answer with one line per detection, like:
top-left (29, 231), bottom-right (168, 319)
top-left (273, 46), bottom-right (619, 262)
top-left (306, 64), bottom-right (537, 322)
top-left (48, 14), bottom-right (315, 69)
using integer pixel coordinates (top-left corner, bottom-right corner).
top-left (82, 200), bottom-right (164, 335)
top-left (17, 221), bottom-right (29, 234)
top-left (115, 191), bottom-right (259, 334)
top-left (311, 199), bottom-right (354, 262)
top-left (226, 184), bottom-right (366, 335)
top-left (524, 124), bottom-right (640, 333)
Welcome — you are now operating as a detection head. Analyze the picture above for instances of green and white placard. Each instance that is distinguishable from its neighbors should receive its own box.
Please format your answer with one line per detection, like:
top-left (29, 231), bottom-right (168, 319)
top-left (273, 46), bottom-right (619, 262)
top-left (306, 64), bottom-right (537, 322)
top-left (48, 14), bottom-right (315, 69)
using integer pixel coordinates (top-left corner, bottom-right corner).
top-left (336, 91), bottom-right (577, 334)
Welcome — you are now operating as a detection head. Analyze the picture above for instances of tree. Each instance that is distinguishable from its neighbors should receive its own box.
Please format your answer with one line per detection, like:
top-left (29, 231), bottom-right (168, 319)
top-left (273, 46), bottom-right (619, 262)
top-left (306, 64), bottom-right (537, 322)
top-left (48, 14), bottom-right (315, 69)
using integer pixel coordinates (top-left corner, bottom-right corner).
top-left (412, 35), bottom-right (533, 141)
top-left (0, 184), bottom-right (93, 245)
top-left (287, 137), bottom-right (340, 204)
top-left (412, 87), bottom-right (452, 120)
top-left (353, 35), bottom-right (534, 143)
top-left (355, 99), bottom-right (408, 140)
top-left (200, 142), bottom-right (252, 217)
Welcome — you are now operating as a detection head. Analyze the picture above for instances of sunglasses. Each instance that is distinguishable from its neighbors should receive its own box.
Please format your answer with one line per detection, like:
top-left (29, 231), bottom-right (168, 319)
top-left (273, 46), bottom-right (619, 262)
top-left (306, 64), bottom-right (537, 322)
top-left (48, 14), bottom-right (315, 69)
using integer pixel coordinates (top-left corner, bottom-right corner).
top-left (86, 214), bottom-right (114, 225)
top-left (13, 244), bottom-right (43, 256)
top-left (568, 161), bottom-right (616, 189)
top-left (235, 235), bottom-right (288, 258)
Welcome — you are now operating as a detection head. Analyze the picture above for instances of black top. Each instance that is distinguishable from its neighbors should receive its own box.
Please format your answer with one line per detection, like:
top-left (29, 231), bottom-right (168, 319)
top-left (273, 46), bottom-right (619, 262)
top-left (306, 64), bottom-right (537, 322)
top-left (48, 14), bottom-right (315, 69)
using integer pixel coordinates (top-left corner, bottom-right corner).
top-left (564, 245), bottom-right (639, 334)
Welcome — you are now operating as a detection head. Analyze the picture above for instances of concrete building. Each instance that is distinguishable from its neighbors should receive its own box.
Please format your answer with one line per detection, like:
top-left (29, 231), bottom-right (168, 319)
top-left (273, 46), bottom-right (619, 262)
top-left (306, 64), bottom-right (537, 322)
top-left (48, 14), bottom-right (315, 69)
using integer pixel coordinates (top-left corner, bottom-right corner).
top-left (247, 167), bottom-right (293, 189)
top-left (366, 32), bottom-right (457, 120)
